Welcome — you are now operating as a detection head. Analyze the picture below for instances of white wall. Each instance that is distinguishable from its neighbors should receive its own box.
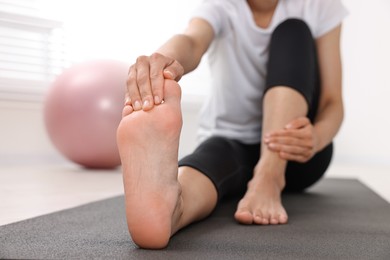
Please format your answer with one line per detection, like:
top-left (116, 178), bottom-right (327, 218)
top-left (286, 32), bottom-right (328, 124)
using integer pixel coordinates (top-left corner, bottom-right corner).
top-left (336, 0), bottom-right (390, 165)
top-left (1, 0), bottom-right (389, 167)
top-left (0, 101), bottom-right (59, 165)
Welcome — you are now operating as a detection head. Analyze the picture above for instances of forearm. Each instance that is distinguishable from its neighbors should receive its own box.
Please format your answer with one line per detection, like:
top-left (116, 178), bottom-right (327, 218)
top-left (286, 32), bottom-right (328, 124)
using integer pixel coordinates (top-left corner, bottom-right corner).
top-left (313, 99), bottom-right (344, 152)
top-left (156, 34), bottom-right (203, 76)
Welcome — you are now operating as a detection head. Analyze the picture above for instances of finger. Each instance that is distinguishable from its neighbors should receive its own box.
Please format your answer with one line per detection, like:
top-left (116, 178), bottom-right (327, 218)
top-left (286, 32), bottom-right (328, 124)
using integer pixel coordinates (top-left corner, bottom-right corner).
top-left (265, 135), bottom-right (314, 150)
top-left (135, 56), bottom-right (154, 111)
top-left (126, 65), bottom-right (142, 111)
top-left (264, 136), bottom-right (300, 146)
top-left (267, 143), bottom-right (309, 155)
top-left (124, 92), bottom-right (131, 106)
top-left (285, 117), bottom-right (310, 129)
top-left (163, 60), bottom-right (184, 81)
top-left (150, 54), bottom-right (184, 105)
top-left (279, 151), bottom-right (309, 163)
top-left (149, 53), bottom-right (169, 105)
top-left (266, 129), bottom-right (308, 140)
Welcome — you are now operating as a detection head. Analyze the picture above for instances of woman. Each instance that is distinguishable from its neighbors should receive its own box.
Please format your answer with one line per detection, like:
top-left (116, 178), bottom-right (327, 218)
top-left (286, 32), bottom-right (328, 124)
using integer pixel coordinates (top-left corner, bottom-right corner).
top-left (117, 0), bottom-right (348, 249)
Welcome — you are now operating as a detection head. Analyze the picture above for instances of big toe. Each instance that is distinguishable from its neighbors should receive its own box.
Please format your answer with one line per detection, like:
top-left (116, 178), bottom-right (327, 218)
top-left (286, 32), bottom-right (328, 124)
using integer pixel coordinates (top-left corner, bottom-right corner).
top-left (163, 80), bottom-right (181, 103)
top-left (234, 208), bottom-right (254, 225)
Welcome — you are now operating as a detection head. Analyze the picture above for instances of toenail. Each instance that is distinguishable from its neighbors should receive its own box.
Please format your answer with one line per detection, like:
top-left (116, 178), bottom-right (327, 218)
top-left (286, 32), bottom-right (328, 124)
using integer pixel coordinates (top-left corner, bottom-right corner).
top-left (143, 100), bottom-right (150, 108)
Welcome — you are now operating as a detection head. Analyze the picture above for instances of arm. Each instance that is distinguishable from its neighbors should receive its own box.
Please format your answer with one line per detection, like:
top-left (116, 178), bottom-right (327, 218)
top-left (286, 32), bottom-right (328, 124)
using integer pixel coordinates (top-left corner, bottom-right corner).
top-left (126, 18), bottom-right (214, 111)
top-left (312, 24), bottom-right (344, 151)
top-left (157, 18), bottom-right (214, 75)
top-left (264, 25), bottom-right (344, 162)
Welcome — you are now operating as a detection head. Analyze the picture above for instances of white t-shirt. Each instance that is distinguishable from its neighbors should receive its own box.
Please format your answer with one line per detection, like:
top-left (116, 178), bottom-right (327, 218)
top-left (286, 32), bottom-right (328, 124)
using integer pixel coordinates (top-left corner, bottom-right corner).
top-left (192, 0), bottom-right (348, 144)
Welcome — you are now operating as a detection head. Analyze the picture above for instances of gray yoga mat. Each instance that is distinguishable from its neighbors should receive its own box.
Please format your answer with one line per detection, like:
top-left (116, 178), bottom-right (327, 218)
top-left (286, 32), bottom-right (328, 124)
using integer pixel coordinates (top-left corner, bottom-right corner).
top-left (1, 179), bottom-right (389, 260)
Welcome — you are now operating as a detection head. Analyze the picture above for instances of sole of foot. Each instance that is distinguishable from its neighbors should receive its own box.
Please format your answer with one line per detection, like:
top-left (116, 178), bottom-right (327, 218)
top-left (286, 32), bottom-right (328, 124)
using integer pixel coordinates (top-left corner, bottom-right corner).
top-left (117, 80), bottom-right (183, 249)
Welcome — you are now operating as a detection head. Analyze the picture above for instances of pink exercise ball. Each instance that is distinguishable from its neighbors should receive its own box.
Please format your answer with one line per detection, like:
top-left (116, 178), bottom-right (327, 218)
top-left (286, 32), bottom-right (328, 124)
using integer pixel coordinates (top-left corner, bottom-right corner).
top-left (44, 60), bottom-right (128, 169)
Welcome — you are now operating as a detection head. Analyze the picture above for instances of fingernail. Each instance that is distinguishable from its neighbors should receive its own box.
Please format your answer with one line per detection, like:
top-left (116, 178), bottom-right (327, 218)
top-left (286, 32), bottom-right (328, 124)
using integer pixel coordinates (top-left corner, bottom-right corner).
top-left (143, 100), bottom-right (150, 109)
top-left (154, 96), bottom-right (161, 104)
top-left (124, 97), bottom-right (131, 105)
top-left (134, 101), bottom-right (142, 110)
top-left (163, 70), bottom-right (174, 79)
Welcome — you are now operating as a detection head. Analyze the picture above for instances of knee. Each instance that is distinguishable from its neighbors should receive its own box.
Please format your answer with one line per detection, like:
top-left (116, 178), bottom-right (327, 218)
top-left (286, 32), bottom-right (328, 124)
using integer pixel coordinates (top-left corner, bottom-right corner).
top-left (272, 19), bottom-right (313, 41)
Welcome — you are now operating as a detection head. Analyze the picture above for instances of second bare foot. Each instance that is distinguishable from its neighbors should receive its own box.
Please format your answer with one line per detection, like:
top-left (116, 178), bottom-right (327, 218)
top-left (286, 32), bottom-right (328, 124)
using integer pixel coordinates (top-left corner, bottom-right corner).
top-left (234, 165), bottom-right (288, 225)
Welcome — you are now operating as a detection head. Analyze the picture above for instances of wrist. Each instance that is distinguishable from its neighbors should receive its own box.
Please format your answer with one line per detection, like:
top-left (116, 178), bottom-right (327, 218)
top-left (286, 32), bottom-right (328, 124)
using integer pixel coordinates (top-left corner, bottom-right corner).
top-left (313, 126), bottom-right (324, 153)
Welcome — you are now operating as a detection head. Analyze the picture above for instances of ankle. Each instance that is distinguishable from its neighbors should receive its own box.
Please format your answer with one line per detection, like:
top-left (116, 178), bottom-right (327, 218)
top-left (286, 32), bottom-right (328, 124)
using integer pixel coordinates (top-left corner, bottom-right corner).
top-left (252, 161), bottom-right (286, 189)
top-left (254, 156), bottom-right (286, 176)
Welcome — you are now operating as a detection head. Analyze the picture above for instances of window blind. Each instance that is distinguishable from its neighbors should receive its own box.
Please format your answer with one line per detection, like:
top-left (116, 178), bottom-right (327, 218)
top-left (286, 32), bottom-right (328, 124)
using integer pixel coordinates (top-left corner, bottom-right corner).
top-left (0, 0), bottom-right (65, 101)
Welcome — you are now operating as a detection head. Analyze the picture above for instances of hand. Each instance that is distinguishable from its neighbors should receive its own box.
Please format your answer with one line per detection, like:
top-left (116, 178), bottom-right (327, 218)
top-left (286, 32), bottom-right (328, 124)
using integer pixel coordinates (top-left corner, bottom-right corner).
top-left (264, 117), bottom-right (319, 163)
top-left (126, 52), bottom-right (184, 111)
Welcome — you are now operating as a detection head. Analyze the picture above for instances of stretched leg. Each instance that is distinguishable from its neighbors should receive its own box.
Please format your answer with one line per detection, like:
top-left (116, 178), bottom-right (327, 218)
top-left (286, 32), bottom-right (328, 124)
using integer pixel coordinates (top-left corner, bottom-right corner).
top-left (178, 166), bottom-right (218, 228)
top-left (117, 80), bottom-right (217, 249)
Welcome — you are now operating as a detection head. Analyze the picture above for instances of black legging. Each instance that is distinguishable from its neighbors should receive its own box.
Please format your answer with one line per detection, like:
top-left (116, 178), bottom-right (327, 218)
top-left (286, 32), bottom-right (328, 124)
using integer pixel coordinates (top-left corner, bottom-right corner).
top-left (179, 19), bottom-right (333, 199)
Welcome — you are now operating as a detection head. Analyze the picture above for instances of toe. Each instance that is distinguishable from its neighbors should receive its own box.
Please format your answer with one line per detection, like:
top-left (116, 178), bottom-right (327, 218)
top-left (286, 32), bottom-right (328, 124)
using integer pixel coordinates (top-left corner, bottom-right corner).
top-left (253, 210), bottom-right (263, 225)
top-left (164, 80), bottom-right (182, 102)
top-left (270, 211), bottom-right (281, 225)
top-left (234, 207), bottom-right (254, 225)
top-left (270, 217), bottom-right (279, 225)
top-left (279, 213), bottom-right (288, 224)
top-left (261, 212), bottom-right (271, 225)
top-left (261, 218), bottom-right (270, 225)
top-left (122, 105), bottom-right (134, 117)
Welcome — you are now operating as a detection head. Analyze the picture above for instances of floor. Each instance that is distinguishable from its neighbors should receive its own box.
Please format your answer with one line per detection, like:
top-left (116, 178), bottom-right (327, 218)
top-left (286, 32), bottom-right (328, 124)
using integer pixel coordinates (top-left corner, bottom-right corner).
top-left (0, 162), bottom-right (389, 226)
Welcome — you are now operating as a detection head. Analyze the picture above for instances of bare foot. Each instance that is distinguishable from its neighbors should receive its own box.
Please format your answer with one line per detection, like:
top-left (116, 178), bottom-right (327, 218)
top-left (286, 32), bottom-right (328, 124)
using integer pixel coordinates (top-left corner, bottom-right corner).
top-left (117, 80), bottom-right (183, 249)
top-left (234, 163), bottom-right (288, 225)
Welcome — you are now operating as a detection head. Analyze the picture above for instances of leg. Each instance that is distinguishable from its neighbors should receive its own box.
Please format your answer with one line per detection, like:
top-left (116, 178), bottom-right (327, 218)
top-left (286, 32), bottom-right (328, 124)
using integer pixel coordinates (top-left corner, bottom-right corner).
top-left (117, 80), bottom-right (217, 249)
top-left (179, 136), bottom-right (261, 201)
top-left (177, 166), bottom-right (218, 229)
top-left (235, 87), bottom-right (307, 225)
top-left (235, 19), bottom-right (319, 225)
